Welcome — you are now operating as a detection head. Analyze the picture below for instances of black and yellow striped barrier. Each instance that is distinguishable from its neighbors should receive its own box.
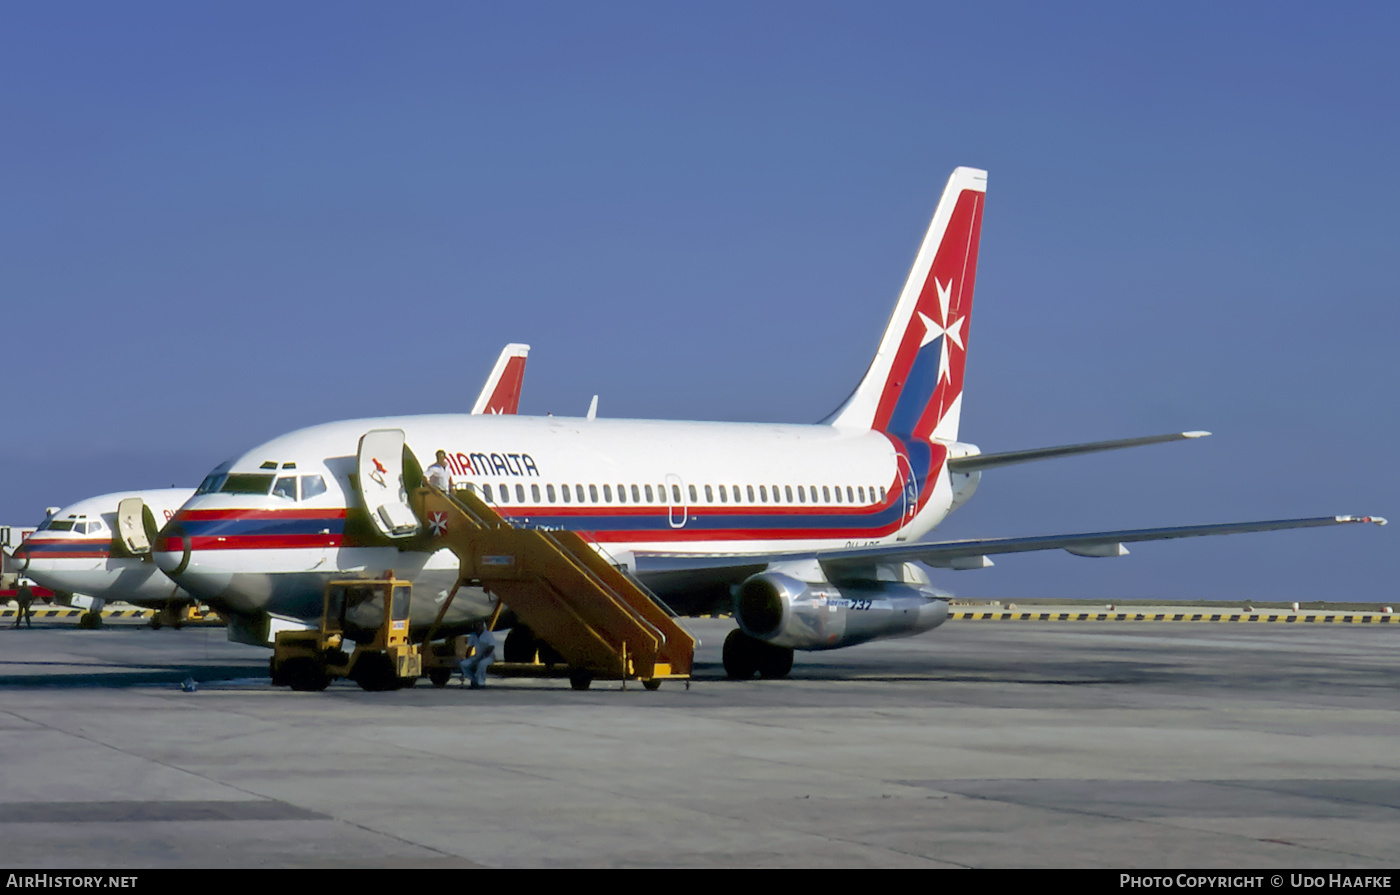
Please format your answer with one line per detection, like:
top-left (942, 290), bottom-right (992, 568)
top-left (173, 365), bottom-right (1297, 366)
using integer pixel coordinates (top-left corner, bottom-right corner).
top-left (949, 609), bottom-right (1398, 624)
top-left (0, 608), bottom-right (222, 623)
top-left (0, 607), bottom-right (154, 620)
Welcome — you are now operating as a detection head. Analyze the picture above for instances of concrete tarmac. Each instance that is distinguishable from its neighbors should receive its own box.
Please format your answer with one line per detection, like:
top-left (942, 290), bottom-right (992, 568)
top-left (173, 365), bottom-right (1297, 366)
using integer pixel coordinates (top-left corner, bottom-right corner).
top-left (0, 617), bottom-right (1396, 868)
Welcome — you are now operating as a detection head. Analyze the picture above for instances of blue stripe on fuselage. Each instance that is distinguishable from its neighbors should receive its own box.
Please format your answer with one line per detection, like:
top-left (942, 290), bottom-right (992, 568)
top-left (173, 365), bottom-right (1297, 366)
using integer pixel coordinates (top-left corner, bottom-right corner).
top-left (177, 516), bottom-right (347, 538)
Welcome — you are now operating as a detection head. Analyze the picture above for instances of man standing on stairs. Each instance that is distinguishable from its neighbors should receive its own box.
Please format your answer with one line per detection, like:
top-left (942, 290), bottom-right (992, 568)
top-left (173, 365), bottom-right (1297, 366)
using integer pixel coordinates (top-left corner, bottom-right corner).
top-left (424, 449), bottom-right (451, 491)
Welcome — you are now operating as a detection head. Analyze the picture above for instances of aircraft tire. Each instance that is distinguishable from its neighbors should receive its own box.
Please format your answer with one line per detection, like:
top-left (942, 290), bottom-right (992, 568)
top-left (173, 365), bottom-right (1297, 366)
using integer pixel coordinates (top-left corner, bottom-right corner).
top-left (503, 626), bottom-right (537, 663)
top-left (722, 629), bottom-right (759, 680)
top-left (569, 669), bottom-right (593, 691)
top-left (642, 679), bottom-right (662, 691)
top-left (756, 644), bottom-right (794, 680)
top-left (79, 611), bottom-right (102, 630)
top-left (428, 667), bottom-right (453, 688)
top-left (149, 616), bottom-right (162, 630)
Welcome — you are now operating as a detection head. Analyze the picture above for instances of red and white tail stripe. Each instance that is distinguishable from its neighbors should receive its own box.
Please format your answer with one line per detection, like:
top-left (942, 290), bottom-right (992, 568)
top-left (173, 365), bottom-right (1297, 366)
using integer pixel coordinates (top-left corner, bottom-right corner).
top-left (472, 343), bottom-right (530, 415)
top-left (828, 168), bottom-right (986, 442)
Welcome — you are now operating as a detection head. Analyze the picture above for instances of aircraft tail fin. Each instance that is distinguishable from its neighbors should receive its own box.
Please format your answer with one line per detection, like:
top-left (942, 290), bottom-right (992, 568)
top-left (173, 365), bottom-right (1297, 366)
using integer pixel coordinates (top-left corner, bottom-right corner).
top-left (472, 343), bottom-right (530, 415)
top-left (827, 167), bottom-right (986, 442)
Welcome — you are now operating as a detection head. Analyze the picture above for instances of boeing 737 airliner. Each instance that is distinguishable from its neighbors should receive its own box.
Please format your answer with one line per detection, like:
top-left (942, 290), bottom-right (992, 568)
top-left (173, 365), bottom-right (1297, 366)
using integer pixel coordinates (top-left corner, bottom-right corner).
top-left (15, 489), bottom-right (195, 627)
top-left (14, 344), bottom-right (532, 630)
top-left (151, 168), bottom-right (1384, 677)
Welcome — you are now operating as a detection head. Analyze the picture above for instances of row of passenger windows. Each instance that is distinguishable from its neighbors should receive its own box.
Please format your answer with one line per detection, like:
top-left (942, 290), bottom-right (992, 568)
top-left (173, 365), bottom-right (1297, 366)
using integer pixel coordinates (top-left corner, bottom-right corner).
top-left (461, 481), bottom-right (887, 508)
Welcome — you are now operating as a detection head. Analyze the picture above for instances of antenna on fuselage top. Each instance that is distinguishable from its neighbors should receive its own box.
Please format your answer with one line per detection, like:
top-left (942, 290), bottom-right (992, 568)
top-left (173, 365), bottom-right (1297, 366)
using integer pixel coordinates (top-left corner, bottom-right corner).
top-left (586, 395), bottom-right (598, 421)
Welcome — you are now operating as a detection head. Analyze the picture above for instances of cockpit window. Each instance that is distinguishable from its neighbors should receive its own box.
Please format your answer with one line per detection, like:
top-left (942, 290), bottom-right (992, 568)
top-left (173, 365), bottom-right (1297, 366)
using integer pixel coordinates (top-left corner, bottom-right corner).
top-left (272, 476), bottom-right (298, 500)
top-left (219, 474), bottom-right (276, 495)
top-left (301, 475), bottom-right (327, 500)
top-left (43, 519), bottom-right (75, 531)
top-left (196, 473), bottom-right (227, 495)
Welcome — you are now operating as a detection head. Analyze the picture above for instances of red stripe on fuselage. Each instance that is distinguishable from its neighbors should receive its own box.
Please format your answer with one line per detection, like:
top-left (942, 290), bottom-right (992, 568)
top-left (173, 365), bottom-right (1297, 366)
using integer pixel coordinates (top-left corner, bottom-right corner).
top-left (175, 508), bottom-right (348, 521)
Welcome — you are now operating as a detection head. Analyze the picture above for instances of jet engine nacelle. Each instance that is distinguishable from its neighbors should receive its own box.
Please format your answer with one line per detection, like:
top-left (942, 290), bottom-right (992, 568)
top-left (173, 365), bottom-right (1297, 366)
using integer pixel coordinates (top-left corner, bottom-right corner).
top-left (734, 572), bottom-right (949, 651)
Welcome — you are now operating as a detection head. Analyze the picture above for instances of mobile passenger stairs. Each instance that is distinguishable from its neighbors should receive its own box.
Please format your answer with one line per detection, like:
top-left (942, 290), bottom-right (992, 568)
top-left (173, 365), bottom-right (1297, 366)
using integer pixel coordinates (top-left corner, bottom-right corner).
top-left (271, 428), bottom-right (694, 692)
top-left (412, 483), bottom-right (695, 692)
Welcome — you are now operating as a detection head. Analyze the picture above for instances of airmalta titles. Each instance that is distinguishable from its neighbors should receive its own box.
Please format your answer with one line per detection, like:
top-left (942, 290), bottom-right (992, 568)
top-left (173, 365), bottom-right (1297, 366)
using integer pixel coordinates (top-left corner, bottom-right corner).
top-left (438, 451), bottom-right (540, 478)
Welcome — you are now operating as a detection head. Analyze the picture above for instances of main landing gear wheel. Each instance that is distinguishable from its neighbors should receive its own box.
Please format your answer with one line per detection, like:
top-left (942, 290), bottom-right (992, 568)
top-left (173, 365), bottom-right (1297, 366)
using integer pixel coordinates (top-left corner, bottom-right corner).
top-left (429, 667), bottom-right (453, 688)
top-left (757, 643), bottom-right (794, 679)
top-left (642, 679), bottom-right (662, 691)
top-left (723, 629), bottom-right (793, 680)
top-left (503, 625), bottom-right (536, 663)
top-left (78, 611), bottom-right (102, 630)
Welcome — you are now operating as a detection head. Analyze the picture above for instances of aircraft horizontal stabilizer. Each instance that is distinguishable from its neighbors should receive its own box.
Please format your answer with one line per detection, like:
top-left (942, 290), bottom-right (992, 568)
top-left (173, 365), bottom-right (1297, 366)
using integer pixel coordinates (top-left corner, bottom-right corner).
top-left (946, 431), bottom-right (1211, 473)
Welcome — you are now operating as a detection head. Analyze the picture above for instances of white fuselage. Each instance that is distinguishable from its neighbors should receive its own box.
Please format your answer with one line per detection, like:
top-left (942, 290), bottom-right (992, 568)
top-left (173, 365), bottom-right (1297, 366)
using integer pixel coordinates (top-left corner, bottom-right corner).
top-left (16, 489), bottom-right (195, 608)
top-left (156, 414), bottom-right (980, 630)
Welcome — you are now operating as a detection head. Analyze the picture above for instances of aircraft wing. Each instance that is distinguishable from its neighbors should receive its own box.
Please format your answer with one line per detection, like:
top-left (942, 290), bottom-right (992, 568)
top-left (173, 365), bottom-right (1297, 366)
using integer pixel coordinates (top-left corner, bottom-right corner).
top-left (634, 514), bottom-right (1386, 611)
top-left (820, 514), bottom-right (1387, 570)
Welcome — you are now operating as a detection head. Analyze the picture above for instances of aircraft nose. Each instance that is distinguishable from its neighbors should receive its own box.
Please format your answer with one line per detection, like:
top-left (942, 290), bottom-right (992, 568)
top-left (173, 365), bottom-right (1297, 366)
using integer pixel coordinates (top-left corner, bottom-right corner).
top-left (152, 514), bottom-right (255, 615)
top-left (9, 543), bottom-right (30, 573)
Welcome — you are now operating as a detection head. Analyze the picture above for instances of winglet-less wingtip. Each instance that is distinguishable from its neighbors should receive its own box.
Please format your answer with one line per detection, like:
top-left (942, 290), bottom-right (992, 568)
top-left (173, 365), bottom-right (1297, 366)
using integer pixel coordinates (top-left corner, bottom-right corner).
top-left (1340, 515), bottom-right (1388, 526)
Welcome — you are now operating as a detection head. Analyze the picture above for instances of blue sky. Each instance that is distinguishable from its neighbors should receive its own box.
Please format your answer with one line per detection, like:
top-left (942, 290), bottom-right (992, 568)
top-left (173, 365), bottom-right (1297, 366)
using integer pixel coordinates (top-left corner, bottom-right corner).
top-left (2, 2), bottom-right (1394, 602)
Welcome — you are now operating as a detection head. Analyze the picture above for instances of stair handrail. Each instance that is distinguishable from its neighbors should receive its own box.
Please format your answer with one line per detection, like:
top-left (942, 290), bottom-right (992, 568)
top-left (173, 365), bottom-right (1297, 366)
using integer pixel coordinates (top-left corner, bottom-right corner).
top-left (539, 531), bottom-right (671, 650)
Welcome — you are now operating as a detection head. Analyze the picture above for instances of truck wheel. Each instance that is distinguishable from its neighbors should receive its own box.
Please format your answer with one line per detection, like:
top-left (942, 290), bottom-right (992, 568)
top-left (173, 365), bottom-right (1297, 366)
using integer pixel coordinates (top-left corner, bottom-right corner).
top-left (352, 653), bottom-right (398, 692)
top-left (285, 658), bottom-right (331, 692)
